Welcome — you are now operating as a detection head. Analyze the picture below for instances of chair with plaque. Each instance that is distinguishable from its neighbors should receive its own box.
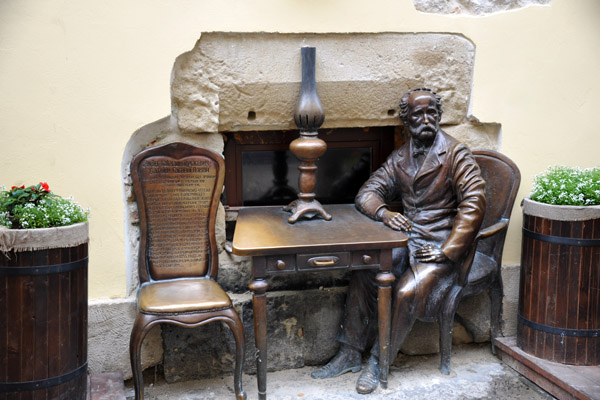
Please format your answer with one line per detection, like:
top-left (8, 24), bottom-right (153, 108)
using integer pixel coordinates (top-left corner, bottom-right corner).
top-left (129, 142), bottom-right (246, 400)
top-left (438, 149), bottom-right (520, 375)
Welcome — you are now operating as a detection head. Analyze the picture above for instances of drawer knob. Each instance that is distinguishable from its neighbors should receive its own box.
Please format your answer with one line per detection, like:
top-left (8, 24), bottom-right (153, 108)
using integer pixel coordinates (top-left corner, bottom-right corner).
top-left (362, 254), bottom-right (373, 264)
top-left (276, 260), bottom-right (286, 270)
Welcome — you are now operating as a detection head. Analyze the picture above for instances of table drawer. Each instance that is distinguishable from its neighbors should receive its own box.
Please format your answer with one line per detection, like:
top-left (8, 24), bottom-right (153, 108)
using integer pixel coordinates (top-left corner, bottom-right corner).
top-left (351, 250), bottom-right (380, 268)
top-left (266, 254), bottom-right (296, 273)
top-left (297, 252), bottom-right (349, 271)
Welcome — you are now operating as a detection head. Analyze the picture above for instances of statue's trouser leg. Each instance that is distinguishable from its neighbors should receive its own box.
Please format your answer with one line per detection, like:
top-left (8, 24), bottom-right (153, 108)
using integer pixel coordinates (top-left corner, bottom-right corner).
top-left (340, 247), bottom-right (410, 353)
top-left (338, 269), bottom-right (379, 352)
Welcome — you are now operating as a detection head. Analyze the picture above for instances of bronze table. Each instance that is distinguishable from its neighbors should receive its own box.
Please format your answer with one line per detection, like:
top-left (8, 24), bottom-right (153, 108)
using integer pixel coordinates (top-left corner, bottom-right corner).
top-left (232, 204), bottom-right (408, 399)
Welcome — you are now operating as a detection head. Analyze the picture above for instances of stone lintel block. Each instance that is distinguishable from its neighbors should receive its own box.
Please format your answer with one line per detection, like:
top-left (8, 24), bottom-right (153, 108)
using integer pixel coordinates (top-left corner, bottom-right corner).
top-left (171, 32), bottom-right (475, 133)
top-left (88, 297), bottom-right (163, 380)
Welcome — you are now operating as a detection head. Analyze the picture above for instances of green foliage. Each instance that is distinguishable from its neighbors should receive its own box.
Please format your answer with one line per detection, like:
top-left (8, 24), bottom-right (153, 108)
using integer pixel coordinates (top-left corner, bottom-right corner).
top-left (530, 166), bottom-right (600, 206)
top-left (0, 183), bottom-right (89, 229)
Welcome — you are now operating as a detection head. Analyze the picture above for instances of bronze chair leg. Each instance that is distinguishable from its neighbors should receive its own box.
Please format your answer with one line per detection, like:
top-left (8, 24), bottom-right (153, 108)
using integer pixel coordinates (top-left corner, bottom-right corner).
top-left (439, 286), bottom-right (463, 375)
top-left (489, 274), bottom-right (504, 355)
top-left (223, 308), bottom-right (247, 400)
top-left (130, 313), bottom-right (154, 400)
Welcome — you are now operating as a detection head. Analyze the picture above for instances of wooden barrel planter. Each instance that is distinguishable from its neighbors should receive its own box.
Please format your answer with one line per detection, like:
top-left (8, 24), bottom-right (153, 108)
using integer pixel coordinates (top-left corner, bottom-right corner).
top-left (519, 198), bottom-right (599, 365)
top-left (0, 222), bottom-right (89, 399)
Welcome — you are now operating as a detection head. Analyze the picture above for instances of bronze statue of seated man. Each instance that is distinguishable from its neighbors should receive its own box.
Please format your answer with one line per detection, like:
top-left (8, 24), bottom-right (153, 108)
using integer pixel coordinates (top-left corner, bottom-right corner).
top-left (311, 88), bottom-right (486, 394)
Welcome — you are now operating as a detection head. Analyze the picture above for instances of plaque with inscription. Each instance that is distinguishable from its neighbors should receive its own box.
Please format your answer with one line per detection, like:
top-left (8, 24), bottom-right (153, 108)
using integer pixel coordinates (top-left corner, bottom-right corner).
top-left (131, 143), bottom-right (224, 282)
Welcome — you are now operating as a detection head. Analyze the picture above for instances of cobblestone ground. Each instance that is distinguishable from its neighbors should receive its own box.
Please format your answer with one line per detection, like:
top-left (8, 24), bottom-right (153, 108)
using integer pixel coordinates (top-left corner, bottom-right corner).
top-left (126, 344), bottom-right (554, 400)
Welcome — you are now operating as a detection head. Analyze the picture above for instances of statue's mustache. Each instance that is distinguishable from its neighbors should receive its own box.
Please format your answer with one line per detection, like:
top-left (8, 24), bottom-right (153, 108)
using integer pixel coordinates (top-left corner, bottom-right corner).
top-left (416, 124), bottom-right (436, 134)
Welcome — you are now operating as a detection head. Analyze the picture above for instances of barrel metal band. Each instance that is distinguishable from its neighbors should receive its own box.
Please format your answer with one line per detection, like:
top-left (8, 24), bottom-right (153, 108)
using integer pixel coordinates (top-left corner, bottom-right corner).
top-left (522, 227), bottom-right (600, 247)
top-left (0, 257), bottom-right (88, 276)
top-left (518, 314), bottom-right (600, 338)
top-left (0, 362), bottom-right (87, 392)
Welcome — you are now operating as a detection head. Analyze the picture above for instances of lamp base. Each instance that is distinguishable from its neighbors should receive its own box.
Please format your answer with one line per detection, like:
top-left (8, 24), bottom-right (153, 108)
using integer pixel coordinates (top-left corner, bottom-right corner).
top-left (283, 199), bottom-right (332, 224)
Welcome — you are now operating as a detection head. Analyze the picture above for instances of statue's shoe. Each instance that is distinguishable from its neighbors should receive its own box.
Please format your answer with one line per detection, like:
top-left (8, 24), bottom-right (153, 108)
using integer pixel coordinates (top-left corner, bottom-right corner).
top-left (356, 356), bottom-right (379, 394)
top-left (311, 351), bottom-right (361, 379)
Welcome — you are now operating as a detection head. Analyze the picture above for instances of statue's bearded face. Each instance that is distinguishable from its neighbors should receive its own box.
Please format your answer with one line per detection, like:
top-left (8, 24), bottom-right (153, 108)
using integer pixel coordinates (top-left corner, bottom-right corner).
top-left (407, 92), bottom-right (440, 145)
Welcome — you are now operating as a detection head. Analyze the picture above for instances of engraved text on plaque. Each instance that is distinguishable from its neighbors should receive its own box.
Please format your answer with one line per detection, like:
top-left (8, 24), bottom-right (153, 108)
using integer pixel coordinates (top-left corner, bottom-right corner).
top-left (139, 156), bottom-right (217, 279)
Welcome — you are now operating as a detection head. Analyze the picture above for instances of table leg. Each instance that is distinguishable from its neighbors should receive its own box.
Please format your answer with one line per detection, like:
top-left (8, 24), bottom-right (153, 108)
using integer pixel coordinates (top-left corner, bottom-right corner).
top-left (249, 278), bottom-right (269, 400)
top-left (376, 250), bottom-right (395, 390)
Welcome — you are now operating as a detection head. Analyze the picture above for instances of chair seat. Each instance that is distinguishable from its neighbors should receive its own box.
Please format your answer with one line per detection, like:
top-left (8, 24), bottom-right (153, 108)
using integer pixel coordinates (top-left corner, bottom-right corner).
top-left (466, 252), bottom-right (497, 284)
top-left (138, 278), bottom-right (232, 313)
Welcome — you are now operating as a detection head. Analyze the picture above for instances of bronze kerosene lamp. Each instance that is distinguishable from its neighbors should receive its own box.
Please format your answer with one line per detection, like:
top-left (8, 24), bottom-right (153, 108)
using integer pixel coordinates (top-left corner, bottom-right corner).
top-left (283, 46), bottom-right (332, 224)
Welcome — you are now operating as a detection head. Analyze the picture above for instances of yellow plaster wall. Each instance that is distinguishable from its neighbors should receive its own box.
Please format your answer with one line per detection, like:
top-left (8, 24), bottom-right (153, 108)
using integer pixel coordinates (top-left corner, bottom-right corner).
top-left (1, 0), bottom-right (598, 299)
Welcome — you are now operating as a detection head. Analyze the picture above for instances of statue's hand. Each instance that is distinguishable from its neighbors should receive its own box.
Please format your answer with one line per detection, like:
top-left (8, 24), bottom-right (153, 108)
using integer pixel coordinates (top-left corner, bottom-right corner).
top-left (415, 244), bottom-right (448, 263)
top-left (381, 210), bottom-right (412, 232)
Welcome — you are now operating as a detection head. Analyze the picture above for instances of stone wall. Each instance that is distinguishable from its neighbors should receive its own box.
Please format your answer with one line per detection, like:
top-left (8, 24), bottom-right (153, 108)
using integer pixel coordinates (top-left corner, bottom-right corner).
top-left (159, 263), bottom-right (521, 381)
top-left (123, 32), bottom-right (498, 297)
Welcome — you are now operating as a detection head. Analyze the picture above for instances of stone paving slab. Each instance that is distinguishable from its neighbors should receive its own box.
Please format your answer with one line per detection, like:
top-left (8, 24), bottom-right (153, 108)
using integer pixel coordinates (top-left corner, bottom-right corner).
top-left (125, 344), bottom-right (554, 400)
top-left (90, 372), bottom-right (126, 400)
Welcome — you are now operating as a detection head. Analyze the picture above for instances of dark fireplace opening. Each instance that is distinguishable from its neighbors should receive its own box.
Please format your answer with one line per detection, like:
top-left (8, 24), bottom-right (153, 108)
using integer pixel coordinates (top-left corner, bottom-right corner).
top-left (223, 126), bottom-right (399, 208)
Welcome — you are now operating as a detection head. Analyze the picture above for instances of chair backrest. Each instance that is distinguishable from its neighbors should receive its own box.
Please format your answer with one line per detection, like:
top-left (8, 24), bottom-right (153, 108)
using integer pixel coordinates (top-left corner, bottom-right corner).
top-left (130, 142), bottom-right (225, 283)
top-left (473, 150), bottom-right (521, 262)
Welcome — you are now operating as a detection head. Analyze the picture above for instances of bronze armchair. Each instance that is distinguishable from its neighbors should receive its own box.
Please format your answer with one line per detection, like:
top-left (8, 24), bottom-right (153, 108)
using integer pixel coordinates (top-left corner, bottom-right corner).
top-left (439, 149), bottom-right (521, 374)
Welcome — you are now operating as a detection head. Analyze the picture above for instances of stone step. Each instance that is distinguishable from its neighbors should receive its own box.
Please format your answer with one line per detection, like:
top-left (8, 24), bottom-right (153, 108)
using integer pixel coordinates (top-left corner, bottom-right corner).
top-left (494, 336), bottom-right (600, 400)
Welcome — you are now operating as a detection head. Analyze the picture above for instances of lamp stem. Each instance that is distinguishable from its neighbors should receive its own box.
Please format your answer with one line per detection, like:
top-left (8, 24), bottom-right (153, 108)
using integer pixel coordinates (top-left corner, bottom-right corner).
top-left (283, 47), bottom-right (332, 223)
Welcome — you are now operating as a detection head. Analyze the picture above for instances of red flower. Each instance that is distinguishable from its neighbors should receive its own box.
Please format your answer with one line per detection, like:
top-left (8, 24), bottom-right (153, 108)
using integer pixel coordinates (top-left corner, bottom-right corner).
top-left (40, 182), bottom-right (50, 192)
top-left (11, 185), bottom-right (25, 191)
